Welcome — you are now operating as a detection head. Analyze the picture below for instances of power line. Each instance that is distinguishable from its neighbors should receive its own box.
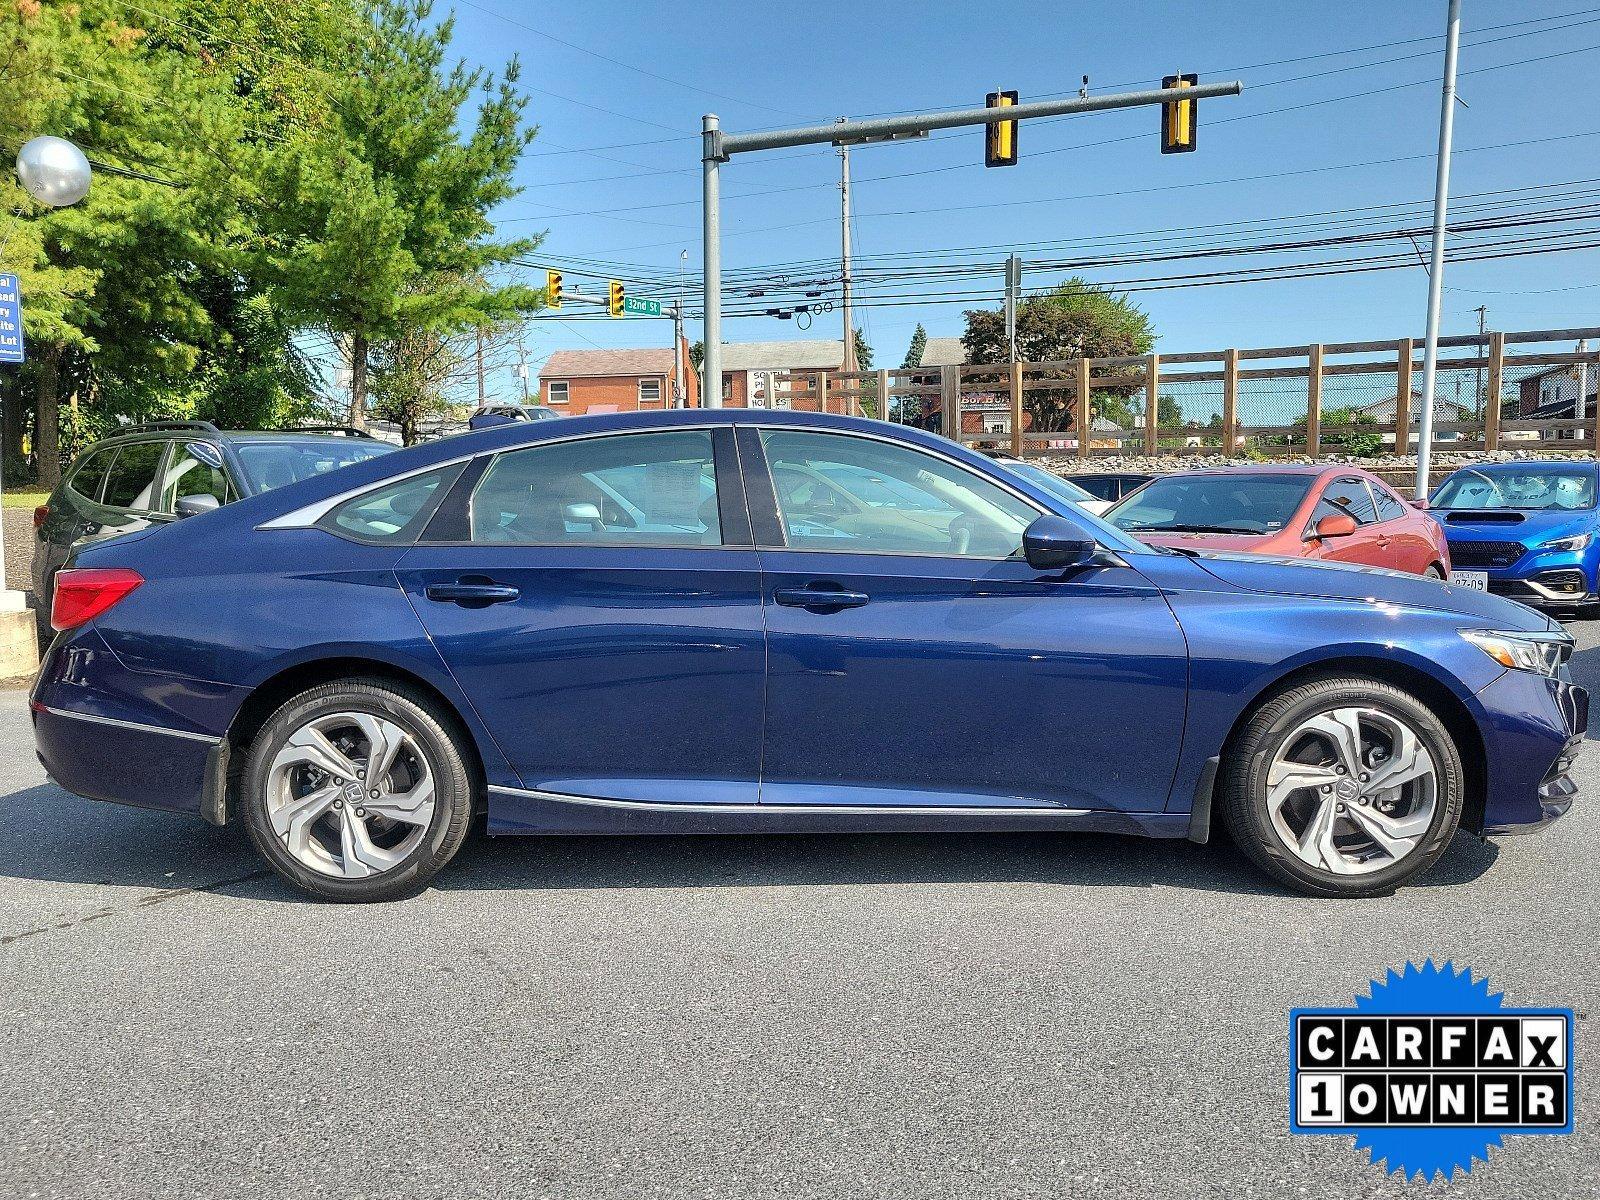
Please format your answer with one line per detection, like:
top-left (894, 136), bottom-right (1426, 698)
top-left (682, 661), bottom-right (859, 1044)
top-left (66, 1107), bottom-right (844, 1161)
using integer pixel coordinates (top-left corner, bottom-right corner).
top-left (454, 0), bottom-right (809, 118)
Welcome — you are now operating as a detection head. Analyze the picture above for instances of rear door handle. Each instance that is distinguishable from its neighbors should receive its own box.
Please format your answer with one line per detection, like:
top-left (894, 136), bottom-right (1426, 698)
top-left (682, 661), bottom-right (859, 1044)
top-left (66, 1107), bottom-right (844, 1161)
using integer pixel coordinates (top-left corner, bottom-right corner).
top-left (773, 585), bottom-right (870, 611)
top-left (425, 580), bottom-right (520, 605)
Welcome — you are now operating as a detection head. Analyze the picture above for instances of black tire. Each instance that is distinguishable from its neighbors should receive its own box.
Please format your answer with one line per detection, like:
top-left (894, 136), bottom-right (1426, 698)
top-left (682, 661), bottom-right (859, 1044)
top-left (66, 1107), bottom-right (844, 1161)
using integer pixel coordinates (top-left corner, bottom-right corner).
top-left (239, 678), bottom-right (476, 902)
top-left (1219, 676), bottom-right (1464, 898)
top-left (1424, 565), bottom-right (1446, 581)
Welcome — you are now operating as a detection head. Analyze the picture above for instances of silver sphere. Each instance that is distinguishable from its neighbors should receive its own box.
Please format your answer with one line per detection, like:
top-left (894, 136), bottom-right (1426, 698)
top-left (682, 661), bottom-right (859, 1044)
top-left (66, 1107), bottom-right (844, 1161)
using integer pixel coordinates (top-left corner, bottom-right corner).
top-left (16, 136), bottom-right (92, 208)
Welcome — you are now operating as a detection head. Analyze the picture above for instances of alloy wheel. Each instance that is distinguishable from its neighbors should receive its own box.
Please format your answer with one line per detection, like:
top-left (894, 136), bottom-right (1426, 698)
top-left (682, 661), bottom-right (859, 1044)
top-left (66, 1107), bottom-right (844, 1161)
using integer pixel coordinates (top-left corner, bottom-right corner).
top-left (1264, 706), bottom-right (1437, 876)
top-left (265, 711), bottom-right (436, 879)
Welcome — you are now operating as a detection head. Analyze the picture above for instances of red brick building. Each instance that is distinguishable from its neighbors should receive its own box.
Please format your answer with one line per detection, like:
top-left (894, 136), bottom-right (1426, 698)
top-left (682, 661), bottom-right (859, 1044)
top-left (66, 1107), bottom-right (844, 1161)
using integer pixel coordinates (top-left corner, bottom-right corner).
top-left (538, 344), bottom-right (699, 415)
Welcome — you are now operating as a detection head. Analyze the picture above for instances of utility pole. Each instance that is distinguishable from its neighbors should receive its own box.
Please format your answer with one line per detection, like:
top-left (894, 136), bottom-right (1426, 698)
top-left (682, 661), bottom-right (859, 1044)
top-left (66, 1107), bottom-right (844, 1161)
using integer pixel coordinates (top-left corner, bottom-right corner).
top-left (475, 330), bottom-right (487, 407)
top-left (672, 303), bottom-right (687, 408)
top-left (1414, 0), bottom-right (1463, 499)
top-left (1579, 338), bottom-right (1590, 426)
top-left (700, 80), bottom-right (1243, 416)
top-left (1473, 305), bottom-right (1487, 415)
top-left (1004, 254), bottom-right (1021, 363)
top-left (515, 343), bottom-right (530, 401)
top-left (838, 127), bottom-right (855, 376)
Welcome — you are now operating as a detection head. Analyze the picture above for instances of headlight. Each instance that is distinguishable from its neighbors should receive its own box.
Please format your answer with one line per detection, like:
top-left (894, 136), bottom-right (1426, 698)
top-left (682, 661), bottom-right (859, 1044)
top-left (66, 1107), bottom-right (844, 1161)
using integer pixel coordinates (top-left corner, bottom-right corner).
top-left (1461, 629), bottom-right (1573, 676)
top-left (1539, 532), bottom-right (1592, 552)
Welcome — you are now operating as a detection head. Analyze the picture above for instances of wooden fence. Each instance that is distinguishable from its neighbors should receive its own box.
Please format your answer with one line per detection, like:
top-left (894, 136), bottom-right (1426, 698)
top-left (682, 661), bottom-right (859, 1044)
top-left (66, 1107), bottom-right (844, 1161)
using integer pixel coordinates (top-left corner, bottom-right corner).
top-left (747, 326), bottom-right (1600, 462)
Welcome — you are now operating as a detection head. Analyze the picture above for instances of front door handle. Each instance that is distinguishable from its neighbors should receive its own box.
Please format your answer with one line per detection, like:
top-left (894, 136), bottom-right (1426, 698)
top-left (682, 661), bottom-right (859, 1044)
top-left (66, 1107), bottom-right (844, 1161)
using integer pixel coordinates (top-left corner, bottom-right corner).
top-left (773, 584), bottom-right (870, 611)
top-left (425, 579), bottom-right (521, 606)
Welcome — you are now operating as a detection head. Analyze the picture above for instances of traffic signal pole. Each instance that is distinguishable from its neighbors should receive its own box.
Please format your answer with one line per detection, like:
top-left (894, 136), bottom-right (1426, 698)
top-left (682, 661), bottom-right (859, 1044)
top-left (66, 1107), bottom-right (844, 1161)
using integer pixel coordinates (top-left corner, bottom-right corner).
top-left (700, 79), bottom-right (1243, 407)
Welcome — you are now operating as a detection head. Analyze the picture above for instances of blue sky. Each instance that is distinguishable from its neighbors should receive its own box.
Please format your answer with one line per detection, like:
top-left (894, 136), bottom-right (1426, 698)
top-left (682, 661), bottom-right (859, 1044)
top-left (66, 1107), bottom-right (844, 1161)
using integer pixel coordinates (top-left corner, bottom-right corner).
top-left (439, 1), bottom-right (1600, 394)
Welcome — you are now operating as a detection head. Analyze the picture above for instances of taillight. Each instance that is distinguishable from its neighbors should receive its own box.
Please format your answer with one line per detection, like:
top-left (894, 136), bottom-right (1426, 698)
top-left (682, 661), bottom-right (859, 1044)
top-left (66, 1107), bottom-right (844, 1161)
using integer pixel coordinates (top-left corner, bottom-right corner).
top-left (51, 568), bottom-right (144, 632)
top-left (32, 504), bottom-right (49, 530)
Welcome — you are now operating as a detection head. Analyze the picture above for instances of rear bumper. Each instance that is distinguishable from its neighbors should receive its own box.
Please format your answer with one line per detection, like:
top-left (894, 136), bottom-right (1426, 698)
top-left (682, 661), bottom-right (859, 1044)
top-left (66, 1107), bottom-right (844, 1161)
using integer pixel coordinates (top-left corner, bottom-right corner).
top-left (32, 703), bottom-right (218, 816)
top-left (30, 626), bottom-right (243, 818)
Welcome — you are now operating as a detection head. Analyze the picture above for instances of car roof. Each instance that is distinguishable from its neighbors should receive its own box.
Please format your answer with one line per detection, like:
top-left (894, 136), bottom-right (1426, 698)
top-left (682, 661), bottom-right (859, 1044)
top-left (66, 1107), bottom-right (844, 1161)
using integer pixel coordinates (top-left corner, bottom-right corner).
top-left (220, 430), bottom-right (388, 444)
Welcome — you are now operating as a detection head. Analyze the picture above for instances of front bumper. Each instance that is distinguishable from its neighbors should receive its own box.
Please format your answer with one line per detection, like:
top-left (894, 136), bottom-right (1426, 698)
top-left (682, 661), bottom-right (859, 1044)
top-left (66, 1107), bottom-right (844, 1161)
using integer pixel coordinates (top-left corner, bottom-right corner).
top-left (1474, 668), bottom-right (1588, 835)
top-left (1487, 572), bottom-right (1599, 609)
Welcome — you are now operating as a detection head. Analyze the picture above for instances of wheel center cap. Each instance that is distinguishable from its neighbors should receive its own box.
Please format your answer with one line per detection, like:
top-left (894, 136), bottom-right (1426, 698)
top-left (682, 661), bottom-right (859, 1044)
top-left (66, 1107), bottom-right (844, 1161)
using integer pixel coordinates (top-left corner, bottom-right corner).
top-left (1336, 779), bottom-right (1360, 801)
top-left (341, 782), bottom-right (364, 804)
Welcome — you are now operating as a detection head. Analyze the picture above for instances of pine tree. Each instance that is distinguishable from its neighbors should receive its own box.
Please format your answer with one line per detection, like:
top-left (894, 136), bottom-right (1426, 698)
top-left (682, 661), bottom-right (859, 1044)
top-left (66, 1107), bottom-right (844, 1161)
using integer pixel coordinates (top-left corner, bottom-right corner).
top-left (259, 0), bottom-right (541, 427)
top-left (901, 323), bottom-right (927, 370)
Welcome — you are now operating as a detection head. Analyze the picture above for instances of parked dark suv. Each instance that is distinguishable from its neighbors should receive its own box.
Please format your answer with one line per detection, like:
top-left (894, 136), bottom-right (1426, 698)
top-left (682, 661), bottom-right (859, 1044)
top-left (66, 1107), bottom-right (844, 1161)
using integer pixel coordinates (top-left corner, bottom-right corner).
top-left (32, 421), bottom-right (394, 609)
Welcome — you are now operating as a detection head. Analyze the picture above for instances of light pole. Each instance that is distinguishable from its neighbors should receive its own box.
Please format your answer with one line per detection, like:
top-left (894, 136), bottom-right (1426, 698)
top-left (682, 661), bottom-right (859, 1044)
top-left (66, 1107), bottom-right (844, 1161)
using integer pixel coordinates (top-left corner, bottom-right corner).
top-left (1, 135), bottom-right (90, 673)
top-left (1413, 0), bottom-right (1463, 499)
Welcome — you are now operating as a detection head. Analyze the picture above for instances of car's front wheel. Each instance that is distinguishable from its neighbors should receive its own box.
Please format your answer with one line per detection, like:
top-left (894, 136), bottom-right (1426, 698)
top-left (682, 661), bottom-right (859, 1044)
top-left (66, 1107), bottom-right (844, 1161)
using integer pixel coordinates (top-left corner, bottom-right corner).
top-left (1220, 676), bottom-right (1464, 897)
top-left (240, 678), bottom-right (476, 902)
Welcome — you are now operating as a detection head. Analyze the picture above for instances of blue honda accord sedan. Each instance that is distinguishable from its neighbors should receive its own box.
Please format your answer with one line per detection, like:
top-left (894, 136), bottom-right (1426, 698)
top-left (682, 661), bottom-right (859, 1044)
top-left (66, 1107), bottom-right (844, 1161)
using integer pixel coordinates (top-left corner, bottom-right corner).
top-left (30, 410), bottom-right (1586, 901)
top-left (1431, 460), bottom-right (1600, 615)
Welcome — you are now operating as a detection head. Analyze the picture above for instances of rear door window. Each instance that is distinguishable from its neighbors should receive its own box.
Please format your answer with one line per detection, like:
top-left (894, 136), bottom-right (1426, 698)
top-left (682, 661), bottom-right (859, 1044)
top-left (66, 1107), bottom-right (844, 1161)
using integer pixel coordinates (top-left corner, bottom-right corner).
top-left (99, 441), bottom-right (169, 512)
top-left (469, 430), bottom-right (722, 547)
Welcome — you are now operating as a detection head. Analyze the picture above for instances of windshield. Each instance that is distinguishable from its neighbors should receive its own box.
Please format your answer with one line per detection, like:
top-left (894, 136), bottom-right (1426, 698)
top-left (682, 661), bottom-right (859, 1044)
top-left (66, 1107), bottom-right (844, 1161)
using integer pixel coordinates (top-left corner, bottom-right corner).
top-left (1110, 474), bottom-right (1314, 535)
top-left (1433, 467), bottom-right (1596, 511)
top-left (995, 460), bottom-right (1097, 508)
top-left (233, 439), bottom-right (395, 493)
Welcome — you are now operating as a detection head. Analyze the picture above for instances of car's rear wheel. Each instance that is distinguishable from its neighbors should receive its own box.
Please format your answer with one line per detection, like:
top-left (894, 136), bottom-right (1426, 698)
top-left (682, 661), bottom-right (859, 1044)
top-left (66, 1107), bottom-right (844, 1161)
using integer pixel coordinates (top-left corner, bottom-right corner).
top-left (1219, 676), bottom-right (1463, 897)
top-left (1424, 565), bottom-right (1445, 581)
top-left (240, 678), bottom-right (475, 902)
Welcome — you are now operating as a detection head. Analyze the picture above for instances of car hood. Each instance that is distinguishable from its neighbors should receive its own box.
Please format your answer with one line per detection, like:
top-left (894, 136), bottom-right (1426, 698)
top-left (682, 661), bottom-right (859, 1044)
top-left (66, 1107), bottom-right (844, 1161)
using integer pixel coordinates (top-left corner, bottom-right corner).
top-left (1179, 549), bottom-right (1556, 632)
top-left (1433, 506), bottom-right (1596, 544)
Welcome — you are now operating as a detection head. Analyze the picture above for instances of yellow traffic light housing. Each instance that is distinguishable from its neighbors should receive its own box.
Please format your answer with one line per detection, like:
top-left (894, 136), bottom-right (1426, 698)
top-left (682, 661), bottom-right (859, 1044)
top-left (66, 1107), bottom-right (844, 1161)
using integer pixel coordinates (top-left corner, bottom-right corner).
top-left (608, 279), bottom-right (625, 317)
top-left (546, 269), bottom-right (563, 310)
top-left (1161, 74), bottom-right (1198, 154)
top-left (985, 90), bottom-right (1018, 168)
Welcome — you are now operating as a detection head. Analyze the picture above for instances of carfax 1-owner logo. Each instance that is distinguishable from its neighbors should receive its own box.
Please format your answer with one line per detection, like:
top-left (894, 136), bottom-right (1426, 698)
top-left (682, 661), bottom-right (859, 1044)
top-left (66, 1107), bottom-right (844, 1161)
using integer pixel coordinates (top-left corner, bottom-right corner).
top-left (1290, 961), bottom-right (1574, 1181)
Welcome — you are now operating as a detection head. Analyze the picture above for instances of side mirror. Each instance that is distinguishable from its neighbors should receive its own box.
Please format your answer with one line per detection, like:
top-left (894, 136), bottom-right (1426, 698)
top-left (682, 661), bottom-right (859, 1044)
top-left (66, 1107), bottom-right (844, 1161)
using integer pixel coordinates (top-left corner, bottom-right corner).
top-left (1022, 513), bottom-right (1098, 570)
top-left (1409, 497), bottom-right (1430, 511)
top-left (563, 501), bottom-right (603, 529)
top-left (174, 493), bottom-right (220, 519)
top-left (1308, 512), bottom-right (1358, 541)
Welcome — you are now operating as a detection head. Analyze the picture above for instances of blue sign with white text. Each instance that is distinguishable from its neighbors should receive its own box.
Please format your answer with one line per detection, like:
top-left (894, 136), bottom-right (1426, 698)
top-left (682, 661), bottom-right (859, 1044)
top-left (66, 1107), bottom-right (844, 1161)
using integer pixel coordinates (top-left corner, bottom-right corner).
top-left (0, 273), bottom-right (23, 363)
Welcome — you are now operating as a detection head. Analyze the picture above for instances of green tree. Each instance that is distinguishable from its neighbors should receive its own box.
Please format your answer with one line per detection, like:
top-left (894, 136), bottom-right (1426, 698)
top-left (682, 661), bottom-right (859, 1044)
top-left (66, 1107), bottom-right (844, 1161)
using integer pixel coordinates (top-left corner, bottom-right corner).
top-left (0, 0), bottom-right (355, 481)
top-left (901, 323), bottom-right (927, 370)
top-left (963, 278), bottom-right (1155, 434)
top-left (259, 0), bottom-right (542, 428)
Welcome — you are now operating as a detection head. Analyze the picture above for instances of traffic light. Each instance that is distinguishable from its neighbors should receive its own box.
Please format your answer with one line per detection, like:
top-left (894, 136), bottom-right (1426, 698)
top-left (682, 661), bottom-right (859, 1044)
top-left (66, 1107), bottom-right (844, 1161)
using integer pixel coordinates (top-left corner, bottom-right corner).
top-left (546, 269), bottom-right (562, 310)
top-left (608, 279), bottom-right (625, 317)
top-left (985, 90), bottom-right (1018, 168)
top-left (1161, 74), bottom-right (1198, 154)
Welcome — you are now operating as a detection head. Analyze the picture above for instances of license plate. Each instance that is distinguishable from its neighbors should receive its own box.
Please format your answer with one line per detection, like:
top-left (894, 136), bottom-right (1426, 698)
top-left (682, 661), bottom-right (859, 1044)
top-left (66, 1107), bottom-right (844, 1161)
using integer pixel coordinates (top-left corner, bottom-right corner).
top-left (1448, 570), bottom-right (1489, 591)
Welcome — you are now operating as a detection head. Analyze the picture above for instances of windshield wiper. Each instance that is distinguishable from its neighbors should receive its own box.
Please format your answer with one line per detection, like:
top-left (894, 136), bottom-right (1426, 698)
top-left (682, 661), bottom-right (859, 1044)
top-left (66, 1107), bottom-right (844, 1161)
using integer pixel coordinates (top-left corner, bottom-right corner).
top-left (1123, 522), bottom-right (1264, 535)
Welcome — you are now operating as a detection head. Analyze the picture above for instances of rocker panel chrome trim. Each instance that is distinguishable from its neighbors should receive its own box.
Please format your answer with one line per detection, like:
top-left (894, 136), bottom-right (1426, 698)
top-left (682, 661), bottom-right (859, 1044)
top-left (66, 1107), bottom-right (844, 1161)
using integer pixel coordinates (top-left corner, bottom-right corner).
top-left (487, 783), bottom-right (1091, 818)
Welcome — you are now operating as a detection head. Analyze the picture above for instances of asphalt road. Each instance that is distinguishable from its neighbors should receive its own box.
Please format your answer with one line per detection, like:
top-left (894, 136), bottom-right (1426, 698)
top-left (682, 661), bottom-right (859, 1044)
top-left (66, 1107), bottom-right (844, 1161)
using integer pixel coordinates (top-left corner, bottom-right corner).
top-left (1, 627), bottom-right (1597, 1199)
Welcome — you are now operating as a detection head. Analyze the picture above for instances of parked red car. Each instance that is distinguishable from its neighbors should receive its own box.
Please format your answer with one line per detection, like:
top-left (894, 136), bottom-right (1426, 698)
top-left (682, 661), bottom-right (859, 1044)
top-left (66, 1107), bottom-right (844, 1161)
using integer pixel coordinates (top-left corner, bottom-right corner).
top-left (1106, 465), bottom-right (1450, 577)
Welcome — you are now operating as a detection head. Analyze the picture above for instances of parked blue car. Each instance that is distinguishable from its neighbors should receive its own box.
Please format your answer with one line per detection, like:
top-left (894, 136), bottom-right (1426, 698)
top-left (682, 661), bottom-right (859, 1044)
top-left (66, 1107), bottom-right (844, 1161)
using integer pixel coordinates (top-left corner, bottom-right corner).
top-left (31, 410), bottom-right (1585, 901)
top-left (1431, 461), bottom-right (1600, 614)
